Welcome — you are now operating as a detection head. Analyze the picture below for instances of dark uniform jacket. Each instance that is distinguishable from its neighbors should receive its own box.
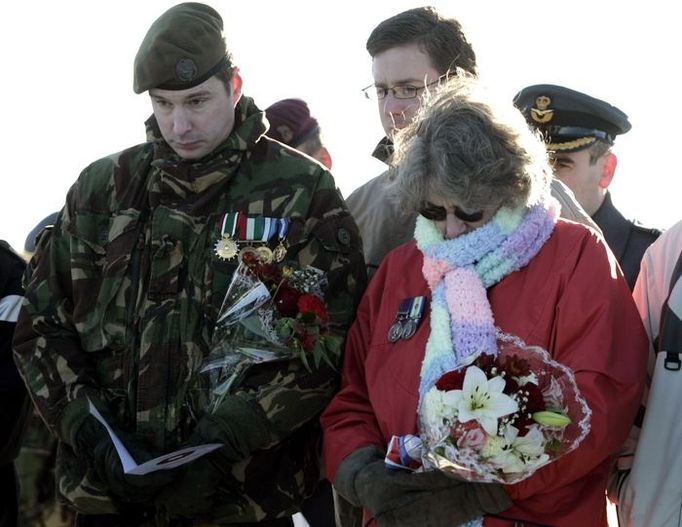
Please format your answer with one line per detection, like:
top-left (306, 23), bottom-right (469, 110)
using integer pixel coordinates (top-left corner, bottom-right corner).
top-left (592, 192), bottom-right (661, 289)
top-left (13, 97), bottom-right (366, 523)
top-left (0, 240), bottom-right (27, 465)
top-left (0, 240), bottom-right (28, 527)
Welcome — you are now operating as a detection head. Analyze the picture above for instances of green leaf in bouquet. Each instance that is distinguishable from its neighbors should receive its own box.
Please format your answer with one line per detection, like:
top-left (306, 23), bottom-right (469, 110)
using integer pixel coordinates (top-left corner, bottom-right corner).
top-left (299, 311), bottom-right (318, 325)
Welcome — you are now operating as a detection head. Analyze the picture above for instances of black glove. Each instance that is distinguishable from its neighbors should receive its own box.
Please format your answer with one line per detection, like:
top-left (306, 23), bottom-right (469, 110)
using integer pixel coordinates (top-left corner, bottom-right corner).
top-left (154, 452), bottom-right (225, 517)
top-left (376, 479), bottom-right (512, 527)
top-left (192, 394), bottom-right (271, 463)
top-left (335, 446), bottom-right (512, 527)
top-left (74, 414), bottom-right (178, 503)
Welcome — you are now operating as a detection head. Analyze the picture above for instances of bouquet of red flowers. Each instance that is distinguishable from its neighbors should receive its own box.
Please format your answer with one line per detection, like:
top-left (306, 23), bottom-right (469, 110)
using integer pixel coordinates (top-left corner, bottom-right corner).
top-left (191, 250), bottom-right (340, 415)
top-left (417, 334), bottom-right (591, 484)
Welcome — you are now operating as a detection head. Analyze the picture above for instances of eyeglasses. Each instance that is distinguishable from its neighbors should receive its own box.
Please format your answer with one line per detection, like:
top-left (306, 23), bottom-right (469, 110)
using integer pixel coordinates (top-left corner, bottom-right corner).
top-left (362, 79), bottom-right (442, 101)
top-left (418, 202), bottom-right (485, 223)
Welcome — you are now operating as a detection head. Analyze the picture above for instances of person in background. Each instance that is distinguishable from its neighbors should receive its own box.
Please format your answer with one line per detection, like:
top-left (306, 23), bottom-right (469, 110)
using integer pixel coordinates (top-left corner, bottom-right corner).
top-left (12, 3), bottom-right (365, 526)
top-left (346, 6), bottom-right (598, 279)
top-left (16, 212), bottom-right (75, 527)
top-left (264, 97), bottom-right (337, 527)
top-left (609, 219), bottom-right (682, 526)
top-left (0, 239), bottom-right (28, 527)
top-left (322, 75), bottom-right (648, 527)
top-left (514, 84), bottom-right (661, 289)
top-left (265, 98), bottom-right (332, 170)
top-left (22, 212), bottom-right (59, 259)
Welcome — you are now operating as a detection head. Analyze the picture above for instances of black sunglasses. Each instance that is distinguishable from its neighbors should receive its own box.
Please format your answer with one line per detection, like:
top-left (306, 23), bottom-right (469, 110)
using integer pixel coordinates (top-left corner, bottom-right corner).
top-left (418, 202), bottom-right (484, 223)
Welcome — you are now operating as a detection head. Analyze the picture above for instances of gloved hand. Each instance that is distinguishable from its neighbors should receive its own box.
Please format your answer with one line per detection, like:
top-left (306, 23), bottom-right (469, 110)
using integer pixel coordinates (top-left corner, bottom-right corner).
top-left (335, 446), bottom-right (512, 527)
top-left (154, 453), bottom-right (225, 517)
top-left (73, 414), bottom-right (178, 503)
top-left (192, 393), bottom-right (271, 463)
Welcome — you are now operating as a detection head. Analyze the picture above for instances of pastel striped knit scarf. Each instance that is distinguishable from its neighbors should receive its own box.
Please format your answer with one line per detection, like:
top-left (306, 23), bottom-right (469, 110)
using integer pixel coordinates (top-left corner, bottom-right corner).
top-left (416, 196), bottom-right (560, 404)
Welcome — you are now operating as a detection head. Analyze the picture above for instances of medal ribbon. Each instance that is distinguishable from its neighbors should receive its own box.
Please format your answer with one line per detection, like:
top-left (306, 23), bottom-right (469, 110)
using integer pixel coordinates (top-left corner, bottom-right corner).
top-left (238, 215), bottom-right (283, 242)
top-left (220, 212), bottom-right (239, 238)
top-left (277, 218), bottom-right (290, 244)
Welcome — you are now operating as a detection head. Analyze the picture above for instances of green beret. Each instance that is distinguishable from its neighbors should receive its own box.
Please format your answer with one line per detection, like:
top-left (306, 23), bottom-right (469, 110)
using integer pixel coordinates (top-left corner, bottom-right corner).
top-left (133, 2), bottom-right (230, 94)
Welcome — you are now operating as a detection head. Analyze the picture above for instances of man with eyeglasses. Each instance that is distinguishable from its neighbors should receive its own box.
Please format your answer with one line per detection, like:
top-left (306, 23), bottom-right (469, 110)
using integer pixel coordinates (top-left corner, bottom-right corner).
top-left (346, 7), bottom-right (598, 279)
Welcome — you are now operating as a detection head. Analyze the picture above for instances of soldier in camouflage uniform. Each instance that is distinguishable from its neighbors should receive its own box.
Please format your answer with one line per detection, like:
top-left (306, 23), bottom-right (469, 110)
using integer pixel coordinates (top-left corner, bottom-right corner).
top-left (12, 4), bottom-right (365, 526)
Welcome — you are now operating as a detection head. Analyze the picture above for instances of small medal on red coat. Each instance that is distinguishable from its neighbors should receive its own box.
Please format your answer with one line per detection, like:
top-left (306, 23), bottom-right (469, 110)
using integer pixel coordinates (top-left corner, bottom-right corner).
top-left (388, 299), bottom-right (411, 342)
top-left (400, 296), bottom-right (426, 340)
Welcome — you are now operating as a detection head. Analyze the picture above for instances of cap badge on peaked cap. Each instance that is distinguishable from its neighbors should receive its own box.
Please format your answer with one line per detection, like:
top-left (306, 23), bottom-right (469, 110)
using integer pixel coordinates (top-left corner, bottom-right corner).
top-left (531, 95), bottom-right (554, 124)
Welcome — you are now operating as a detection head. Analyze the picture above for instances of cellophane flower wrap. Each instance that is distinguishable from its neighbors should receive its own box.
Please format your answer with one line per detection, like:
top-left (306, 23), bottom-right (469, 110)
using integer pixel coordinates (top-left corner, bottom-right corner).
top-left (418, 333), bottom-right (591, 484)
top-left (191, 251), bottom-right (341, 415)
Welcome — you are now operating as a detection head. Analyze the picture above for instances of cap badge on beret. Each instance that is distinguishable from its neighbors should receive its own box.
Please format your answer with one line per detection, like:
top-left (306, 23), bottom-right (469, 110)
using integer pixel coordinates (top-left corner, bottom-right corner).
top-left (531, 95), bottom-right (554, 124)
top-left (275, 125), bottom-right (294, 144)
top-left (176, 59), bottom-right (198, 83)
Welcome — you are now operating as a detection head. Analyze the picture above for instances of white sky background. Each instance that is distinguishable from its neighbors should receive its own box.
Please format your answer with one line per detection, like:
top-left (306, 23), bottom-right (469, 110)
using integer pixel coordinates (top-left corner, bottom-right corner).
top-left (2, 1), bottom-right (680, 253)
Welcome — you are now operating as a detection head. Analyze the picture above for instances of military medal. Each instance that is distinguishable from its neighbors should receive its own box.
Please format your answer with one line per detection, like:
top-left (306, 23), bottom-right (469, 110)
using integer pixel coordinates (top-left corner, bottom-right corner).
top-left (273, 243), bottom-right (288, 263)
top-left (401, 319), bottom-right (418, 340)
top-left (388, 322), bottom-right (404, 343)
top-left (255, 246), bottom-right (274, 263)
top-left (273, 218), bottom-right (290, 262)
top-left (388, 299), bottom-right (411, 342)
top-left (400, 296), bottom-right (425, 340)
top-left (215, 236), bottom-right (238, 260)
top-left (215, 212), bottom-right (240, 261)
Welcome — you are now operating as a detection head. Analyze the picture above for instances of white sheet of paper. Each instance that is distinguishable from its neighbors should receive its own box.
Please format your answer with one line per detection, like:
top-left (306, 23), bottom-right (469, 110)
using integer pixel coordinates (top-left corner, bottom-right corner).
top-left (126, 443), bottom-right (223, 475)
top-left (87, 399), bottom-right (222, 474)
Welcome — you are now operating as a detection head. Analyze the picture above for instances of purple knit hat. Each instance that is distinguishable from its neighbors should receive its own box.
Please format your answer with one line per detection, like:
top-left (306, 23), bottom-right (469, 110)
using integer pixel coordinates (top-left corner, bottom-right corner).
top-left (265, 98), bottom-right (320, 148)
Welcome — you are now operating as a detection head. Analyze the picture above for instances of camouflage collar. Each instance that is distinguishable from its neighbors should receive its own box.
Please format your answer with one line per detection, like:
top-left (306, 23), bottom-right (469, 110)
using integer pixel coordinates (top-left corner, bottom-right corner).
top-left (144, 95), bottom-right (268, 164)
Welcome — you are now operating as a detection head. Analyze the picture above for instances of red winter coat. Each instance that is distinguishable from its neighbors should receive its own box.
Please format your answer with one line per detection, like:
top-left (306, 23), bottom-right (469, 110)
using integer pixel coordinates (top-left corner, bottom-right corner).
top-left (321, 220), bottom-right (648, 527)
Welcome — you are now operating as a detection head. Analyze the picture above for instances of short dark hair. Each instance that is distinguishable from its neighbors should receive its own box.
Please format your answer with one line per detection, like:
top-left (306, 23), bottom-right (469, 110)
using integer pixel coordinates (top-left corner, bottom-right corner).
top-left (214, 60), bottom-right (236, 94)
top-left (589, 141), bottom-right (611, 164)
top-left (366, 7), bottom-right (477, 76)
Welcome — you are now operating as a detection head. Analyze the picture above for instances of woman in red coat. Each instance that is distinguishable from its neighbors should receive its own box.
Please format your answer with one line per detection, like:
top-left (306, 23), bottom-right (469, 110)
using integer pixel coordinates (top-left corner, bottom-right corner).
top-left (321, 78), bottom-right (648, 527)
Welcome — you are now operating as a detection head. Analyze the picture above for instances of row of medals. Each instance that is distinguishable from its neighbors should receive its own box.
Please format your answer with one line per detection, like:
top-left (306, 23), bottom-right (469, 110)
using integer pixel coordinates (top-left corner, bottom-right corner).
top-left (215, 234), bottom-right (287, 264)
top-left (388, 316), bottom-right (419, 342)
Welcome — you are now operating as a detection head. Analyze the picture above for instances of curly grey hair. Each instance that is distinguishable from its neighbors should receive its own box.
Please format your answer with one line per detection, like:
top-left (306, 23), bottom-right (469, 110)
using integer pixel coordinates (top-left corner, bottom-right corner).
top-left (390, 75), bottom-right (553, 214)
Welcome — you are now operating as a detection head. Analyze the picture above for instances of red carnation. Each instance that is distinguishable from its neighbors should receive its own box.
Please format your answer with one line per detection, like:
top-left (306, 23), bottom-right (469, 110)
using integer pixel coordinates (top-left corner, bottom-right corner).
top-left (436, 370), bottom-right (466, 391)
top-left (502, 354), bottom-right (532, 378)
top-left (473, 353), bottom-right (496, 374)
top-left (298, 294), bottom-right (328, 324)
top-left (258, 263), bottom-right (282, 285)
top-left (523, 382), bottom-right (546, 413)
top-left (274, 285), bottom-right (302, 317)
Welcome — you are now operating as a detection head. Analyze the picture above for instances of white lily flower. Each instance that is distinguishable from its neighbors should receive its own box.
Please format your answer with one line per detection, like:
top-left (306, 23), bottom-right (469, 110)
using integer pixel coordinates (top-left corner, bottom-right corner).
top-left (513, 426), bottom-right (547, 459)
top-left (443, 365), bottom-right (519, 435)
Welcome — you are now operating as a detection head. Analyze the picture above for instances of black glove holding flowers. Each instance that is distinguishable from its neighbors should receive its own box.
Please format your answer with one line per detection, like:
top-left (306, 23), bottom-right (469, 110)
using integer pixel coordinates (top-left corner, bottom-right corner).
top-left (334, 446), bottom-right (512, 527)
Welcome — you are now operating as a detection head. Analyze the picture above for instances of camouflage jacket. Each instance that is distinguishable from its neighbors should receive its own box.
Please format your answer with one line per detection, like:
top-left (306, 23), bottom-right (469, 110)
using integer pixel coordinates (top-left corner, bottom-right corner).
top-left (13, 96), bottom-right (366, 522)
